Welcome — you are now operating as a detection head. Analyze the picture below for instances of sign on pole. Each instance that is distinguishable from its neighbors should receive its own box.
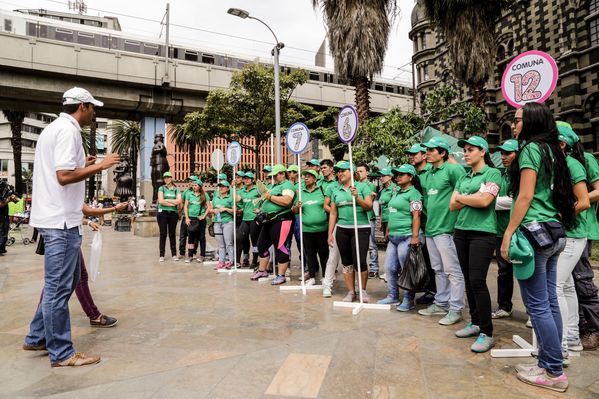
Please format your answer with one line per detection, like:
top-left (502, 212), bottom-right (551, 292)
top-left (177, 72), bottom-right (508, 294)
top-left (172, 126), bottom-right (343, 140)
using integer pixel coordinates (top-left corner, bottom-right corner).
top-left (226, 141), bottom-right (241, 166)
top-left (285, 122), bottom-right (310, 155)
top-left (337, 105), bottom-right (359, 143)
top-left (501, 50), bottom-right (558, 108)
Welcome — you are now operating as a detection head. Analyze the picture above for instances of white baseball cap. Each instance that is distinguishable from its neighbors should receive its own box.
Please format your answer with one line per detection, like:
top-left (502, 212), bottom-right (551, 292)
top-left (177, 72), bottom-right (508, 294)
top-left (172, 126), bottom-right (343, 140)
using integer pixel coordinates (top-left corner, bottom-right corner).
top-left (62, 87), bottom-right (104, 107)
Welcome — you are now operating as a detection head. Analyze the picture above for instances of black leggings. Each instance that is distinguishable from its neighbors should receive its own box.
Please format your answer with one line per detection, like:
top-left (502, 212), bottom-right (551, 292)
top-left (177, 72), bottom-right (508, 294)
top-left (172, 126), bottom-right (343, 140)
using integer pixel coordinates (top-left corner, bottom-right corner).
top-left (237, 220), bottom-right (258, 263)
top-left (257, 215), bottom-right (294, 264)
top-left (453, 229), bottom-right (495, 337)
top-left (335, 226), bottom-right (370, 272)
top-left (157, 211), bottom-right (178, 257)
top-left (303, 230), bottom-right (329, 278)
top-left (187, 219), bottom-right (207, 257)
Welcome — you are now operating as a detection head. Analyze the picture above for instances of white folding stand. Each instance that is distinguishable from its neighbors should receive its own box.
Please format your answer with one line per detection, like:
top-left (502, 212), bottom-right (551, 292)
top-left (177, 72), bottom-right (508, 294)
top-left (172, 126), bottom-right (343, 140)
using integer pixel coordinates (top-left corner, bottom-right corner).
top-left (491, 330), bottom-right (537, 358)
top-left (332, 143), bottom-right (390, 315)
top-left (280, 154), bottom-right (322, 294)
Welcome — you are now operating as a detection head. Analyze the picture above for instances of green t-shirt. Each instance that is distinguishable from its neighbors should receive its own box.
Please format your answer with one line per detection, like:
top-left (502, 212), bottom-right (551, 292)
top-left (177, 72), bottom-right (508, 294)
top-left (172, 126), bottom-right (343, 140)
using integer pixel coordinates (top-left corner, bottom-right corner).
top-left (454, 165), bottom-right (501, 235)
top-left (583, 152), bottom-right (599, 240)
top-left (324, 180), bottom-right (341, 198)
top-left (211, 192), bottom-right (234, 223)
top-left (418, 163), bottom-right (432, 228)
top-left (566, 155), bottom-right (588, 238)
top-left (422, 162), bottom-right (466, 236)
top-left (331, 184), bottom-right (371, 226)
top-left (320, 177), bottom-right (337, 194)
top-left (239, 186), bottom-right (261, 221)
top-left (299, 186), bottom-right (328, 233)
top-left (186, 191), bottom-right (207, 218)
top-left (387, 185), bottom-right (423, 236)
top-left (158, 185), bottom-right (180, 212)
top-left (261, 180), bottom-right (295, 215)
top-left (378, 182), bottom-right (396, 223)
top-left (358, 180), bottom-right (377, 221)
top-left (516, 142), bottom-right (559, 226)
top-left (496, 172), bottom-right (511, 237)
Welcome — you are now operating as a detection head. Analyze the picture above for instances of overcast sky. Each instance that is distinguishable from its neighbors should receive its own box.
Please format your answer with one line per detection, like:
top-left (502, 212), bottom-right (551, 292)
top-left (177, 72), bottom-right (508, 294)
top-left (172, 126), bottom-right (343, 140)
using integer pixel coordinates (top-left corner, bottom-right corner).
top-left (0, 0), bottom-right (415, 83)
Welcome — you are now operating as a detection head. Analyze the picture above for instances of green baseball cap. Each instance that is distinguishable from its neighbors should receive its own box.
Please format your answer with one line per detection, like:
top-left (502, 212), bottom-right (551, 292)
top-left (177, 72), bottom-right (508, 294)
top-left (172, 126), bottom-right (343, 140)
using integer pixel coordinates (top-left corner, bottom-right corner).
top-left (287, 165), bottom-right (299, 173)
top-left (392, 164), bottom-right (417, 176)
top-left (163, 171), bottom-right (173, 178)
top-left (244, 171), bottom-right (255, 179)
top-left (458, 135), bottom-right (489, 152)
top-left (268, 164), bottom-right (287, 177)
top-left (236, 171), bottom-right (245, 177)
top-left (379, 167), bottom-right (393, 176)
top-left (406, 144), bottom-right (426, 154)
top-left (306, 159), bottom-right (320, 167)
top-left (556, 121), bottom-right (580, 148)
top-left (217, 181), bottom-right (230, 187)
top-left (509, 230), bottom-right (535, 280)
top-left (217, 173), bottom-right (227, 180)
top-left (422, 137), bottom-right (451, 151)
top-left (302, 169), bottom-right (319, 178)
top-left (333, 160), bottom-right (355, 172)
top-left (191, 177), bottom-right (203, 186)
top-left (186, 175), bottom-right (196, 181)
top-left (496, 139), bottom-right (519, 152)
top-left (262, 165), bottom-right (272, 173)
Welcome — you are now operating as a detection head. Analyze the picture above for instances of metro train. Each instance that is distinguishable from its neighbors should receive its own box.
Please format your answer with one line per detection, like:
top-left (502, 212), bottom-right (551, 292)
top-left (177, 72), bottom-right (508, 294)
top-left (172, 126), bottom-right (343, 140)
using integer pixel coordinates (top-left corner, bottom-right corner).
top-left (0, 9), bottom-right (413, 96)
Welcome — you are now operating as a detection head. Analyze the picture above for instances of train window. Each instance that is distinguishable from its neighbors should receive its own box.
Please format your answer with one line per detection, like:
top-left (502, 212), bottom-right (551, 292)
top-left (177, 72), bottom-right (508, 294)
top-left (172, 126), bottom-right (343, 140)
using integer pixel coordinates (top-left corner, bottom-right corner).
top-left (26, 22), bottom-right (37, 36)
top-left (54, 28), bottom-right (74, 42)
top-left (202, 54), bottom-right (215, 64)
top-left (39, 25), bottom-right (48, 38)
top-left (184, 50), bottom-right (198, 61)
top-left (238, 61), bottom-right (247, 68)
top-left (124, 40), bottom-right (141, 53)
top-left (143, 43), bottom-right (159, 55)
top-left (172, 48), bottom-right (179, 59)
top-left (309, 72), bottom-right (320, 81)
top-left (101, 35), bottom-right (108, 48)
top-left (84, 20), bottom-right (102, 27)
top-left (77, 32), bottom-right (95, 46)
top-left (4, 19), bottom-right (12, 32)
top-left (109, 36), bottom-right (118, 49)
top-left (374, 83), bottom-right (383, 91)
top-left (385, 85), bottom-right (395, 93)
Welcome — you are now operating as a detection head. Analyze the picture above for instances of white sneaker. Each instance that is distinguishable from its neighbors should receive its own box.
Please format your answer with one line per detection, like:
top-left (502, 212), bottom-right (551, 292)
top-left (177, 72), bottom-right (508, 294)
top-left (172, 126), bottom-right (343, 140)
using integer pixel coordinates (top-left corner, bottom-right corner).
top-left (379, 273), bottom-right (387, 282)
top-left (491, 308), bottom-right (512, 319)
top-left (196, 256), bottom-right (204, 263)
top-left (185, 257), bottom-right (192, 263)
top-left (305, 278), bottom-right (316, 286)
top-left (526, 317), bottom-right (533, 328)
top-left (173, 256), bottom-right (180, 262)
top-left (159, 257), bottom-right (165, 262)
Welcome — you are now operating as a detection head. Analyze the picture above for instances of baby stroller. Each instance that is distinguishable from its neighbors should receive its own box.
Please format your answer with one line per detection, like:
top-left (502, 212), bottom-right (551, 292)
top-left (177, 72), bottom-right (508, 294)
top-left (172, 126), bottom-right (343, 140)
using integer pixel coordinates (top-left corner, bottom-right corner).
top-left (7, 211), bottom-right (31, 246)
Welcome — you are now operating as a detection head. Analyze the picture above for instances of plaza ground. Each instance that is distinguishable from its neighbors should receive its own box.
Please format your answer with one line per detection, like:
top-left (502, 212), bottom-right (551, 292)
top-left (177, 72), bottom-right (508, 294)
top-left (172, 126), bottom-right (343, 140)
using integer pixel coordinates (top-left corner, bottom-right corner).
top-left (1, 227), bottom-right (599, 398)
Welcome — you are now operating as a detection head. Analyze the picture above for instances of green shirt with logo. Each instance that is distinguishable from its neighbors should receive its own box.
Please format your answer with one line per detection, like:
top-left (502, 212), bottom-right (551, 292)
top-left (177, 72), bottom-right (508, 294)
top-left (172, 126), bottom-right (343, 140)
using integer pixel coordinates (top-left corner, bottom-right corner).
top-left (186, 191), bottom-right (207, 218)
top-left (378, 182), bottom-right (396, 223)
top-left (158, 185), bottom-right (180, 212)
top-left (566, 155), bottom-right (588, 238)
top-left (331, 184), bottom-right (371, 226)
top-left (239, 186), bottom-right (261, 221)
top-left (261, 180), bottom-right (296, 215)
top-left (454, 165), bottom-right (501, 234)
top-left (320, 177), bottom-right (337, 194)
top-left (422, 162), bottom-right (466, 236)
top-left (517, 142), bottom-right (559, 225)
top-left (496, 172), bottom-right (511, 237)
top-left (387, 185), bottom-right (423, 236)
top-left (299, 186), bottom-right (328, 232)
top-left (358, 181), bottom-right (377, 221)
top-left (211, 192), bottom-right (234, 223)
top-left (583, 152), bottom-right (599, 240)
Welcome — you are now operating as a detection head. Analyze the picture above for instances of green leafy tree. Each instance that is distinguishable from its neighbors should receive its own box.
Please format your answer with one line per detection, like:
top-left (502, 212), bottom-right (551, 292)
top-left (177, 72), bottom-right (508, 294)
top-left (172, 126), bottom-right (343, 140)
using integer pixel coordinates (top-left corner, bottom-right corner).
top-left (2, 110), bottom-right (25, 194)
top-left (312, 0), bottom-right (399, 122)
top-left (202, 64), bottom-right (308, 171)
top-left (110, 120), bottom-right (141, 185)
top-left (22, 169), bottom-right (33, 200)
top-left (170, 112), bottom-right (212, 177)
top-left (303, 106), bottom-right (347, 161)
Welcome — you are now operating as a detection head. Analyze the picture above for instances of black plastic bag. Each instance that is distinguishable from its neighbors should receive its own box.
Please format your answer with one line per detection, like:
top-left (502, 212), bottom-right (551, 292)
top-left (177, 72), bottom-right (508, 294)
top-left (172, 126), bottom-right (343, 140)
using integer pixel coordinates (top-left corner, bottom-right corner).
top-left (397, 244), bottom-right (429, 292)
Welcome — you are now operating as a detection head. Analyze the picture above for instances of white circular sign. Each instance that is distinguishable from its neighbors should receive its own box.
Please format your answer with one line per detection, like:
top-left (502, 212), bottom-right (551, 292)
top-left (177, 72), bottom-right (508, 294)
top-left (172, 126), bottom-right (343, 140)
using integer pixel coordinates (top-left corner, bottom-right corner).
top-left (501, 50), bottom-right (558, 108)
top-left (286, 122), bottom-right (310, 154)
top-left (211, 149), bottom-right (224, 171)
top-left (227, 141), bottom-right (242, 166)
top-left (337, 105), bottom-right (359, 143)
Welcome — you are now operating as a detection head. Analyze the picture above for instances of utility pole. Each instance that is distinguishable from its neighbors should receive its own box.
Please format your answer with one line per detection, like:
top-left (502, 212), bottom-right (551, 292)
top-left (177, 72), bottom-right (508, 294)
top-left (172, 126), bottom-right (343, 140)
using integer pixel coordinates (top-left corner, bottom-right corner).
top-left (68, 0), bottom-right (87, 14)
top-left (162, 3), bottom-right (171, 86)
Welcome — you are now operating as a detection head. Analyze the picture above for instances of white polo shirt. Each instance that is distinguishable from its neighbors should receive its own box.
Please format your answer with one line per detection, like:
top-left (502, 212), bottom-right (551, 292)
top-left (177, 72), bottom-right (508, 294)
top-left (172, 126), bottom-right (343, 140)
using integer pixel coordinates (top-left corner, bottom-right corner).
top-left (30, 113), bottom-right (86, 229)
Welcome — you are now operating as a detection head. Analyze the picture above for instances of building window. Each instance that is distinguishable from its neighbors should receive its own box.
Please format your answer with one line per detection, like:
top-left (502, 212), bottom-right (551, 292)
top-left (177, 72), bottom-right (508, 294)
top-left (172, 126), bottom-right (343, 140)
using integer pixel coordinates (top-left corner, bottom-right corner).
top-left (0, 159), bottom-right (8, 176)
top-left (501, 123), bottom-right (512, 142)
top-left (4, 18), bottom-right (12, 32)
top-left (424, 66), bottom-right (430, 81)
top-left (590, 18), bottom-right (599, 46)
top-left (591, 0), bottom-right (599, 14)
top-left (497, 45), bottom-right (505, 61)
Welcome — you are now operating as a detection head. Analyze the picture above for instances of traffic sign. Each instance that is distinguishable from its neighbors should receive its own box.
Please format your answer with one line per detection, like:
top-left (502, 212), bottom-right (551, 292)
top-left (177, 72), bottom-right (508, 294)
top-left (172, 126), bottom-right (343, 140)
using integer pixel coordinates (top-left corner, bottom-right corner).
top-left (286, 122), bottom-right (310, 154)
top-left (227, 141), bottom-right (242, 166)
top-left (211, 149), bottom-right (224, 171)
top-left (501, 50), bottom-right (558, 108)
top-left (337, 105), bottom-right (359, 143)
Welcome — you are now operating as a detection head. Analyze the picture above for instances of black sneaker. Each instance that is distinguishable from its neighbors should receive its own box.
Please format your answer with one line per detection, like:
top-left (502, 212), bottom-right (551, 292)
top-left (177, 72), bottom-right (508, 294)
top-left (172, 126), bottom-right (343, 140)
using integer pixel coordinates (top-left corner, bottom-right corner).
top-left (90, 315), bottom-right (118, 328)
top-left (416, 291), bottom-right (435, 305)
top-left (242, 260), bottom-right (250, 268)
top-left (368, 271), bottom-right (378, 279)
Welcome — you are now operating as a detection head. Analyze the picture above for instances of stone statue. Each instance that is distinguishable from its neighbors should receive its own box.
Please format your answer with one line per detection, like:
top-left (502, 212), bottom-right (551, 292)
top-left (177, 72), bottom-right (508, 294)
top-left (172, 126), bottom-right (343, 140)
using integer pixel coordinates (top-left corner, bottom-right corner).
top-left (151, 133), bottom-right (170, 204)
top-left (113, 154), bottom-right (134, 203)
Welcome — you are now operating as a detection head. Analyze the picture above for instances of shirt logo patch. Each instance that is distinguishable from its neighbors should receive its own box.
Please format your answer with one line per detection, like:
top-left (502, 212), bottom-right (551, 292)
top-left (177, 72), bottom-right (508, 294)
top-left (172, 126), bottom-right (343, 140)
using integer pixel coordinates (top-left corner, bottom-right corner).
top-left (480, 182), bottom-right (500, 197)
top-left (410, 201), bottom-right (423, 212)
top-left (427, 188), bottom-right (438, 195)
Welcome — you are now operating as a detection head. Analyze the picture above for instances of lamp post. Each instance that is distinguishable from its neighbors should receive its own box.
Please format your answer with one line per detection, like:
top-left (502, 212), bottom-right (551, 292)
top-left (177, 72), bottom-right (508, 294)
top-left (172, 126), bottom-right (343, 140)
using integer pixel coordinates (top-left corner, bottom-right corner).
top-left (227, 8), bottom-right (284, 165)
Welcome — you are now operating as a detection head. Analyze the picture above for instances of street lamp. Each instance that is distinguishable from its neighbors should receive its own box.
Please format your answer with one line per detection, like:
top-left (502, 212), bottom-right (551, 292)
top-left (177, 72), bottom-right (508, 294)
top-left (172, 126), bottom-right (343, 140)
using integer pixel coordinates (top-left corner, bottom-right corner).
top-left (227, 7), bottom-right (285, 165)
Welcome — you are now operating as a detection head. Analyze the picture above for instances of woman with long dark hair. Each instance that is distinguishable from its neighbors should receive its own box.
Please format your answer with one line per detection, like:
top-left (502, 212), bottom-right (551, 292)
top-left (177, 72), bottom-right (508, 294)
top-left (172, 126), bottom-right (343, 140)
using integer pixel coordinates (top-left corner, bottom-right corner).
top-left (500, 102), bottom-right (576, 392)
top-left (183, 177), bottom-right (210, 263)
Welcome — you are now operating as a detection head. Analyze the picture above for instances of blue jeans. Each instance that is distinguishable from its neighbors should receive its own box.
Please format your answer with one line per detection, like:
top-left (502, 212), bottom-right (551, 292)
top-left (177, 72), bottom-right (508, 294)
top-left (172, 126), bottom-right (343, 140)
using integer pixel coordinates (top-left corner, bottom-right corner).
top-left (369, 220), bottom-right (379, 273)
top-left (426, 234), bottom-right (465, 312)
top-left (519, 238), bottom-right (566, 376)
top-left (385, 235), bottom-right (421, 300)
top-left (24, 226), bottom-right (82, 363)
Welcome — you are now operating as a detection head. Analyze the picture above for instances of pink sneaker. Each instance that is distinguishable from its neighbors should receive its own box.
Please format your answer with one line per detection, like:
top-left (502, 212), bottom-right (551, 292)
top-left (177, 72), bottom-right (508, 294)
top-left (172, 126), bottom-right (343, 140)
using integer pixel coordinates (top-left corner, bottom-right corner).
top-left (224, 261), bottom-right (233, 269)
top-left (214, 261), bottom-right (226, 270)
top-left (517, 368), bottom-right (568, 393)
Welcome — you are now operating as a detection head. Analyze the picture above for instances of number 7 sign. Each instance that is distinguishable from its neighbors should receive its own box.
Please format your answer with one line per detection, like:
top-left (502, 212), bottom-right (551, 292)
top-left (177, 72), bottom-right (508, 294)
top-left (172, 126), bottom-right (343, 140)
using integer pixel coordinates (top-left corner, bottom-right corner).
top-left (501, 50), bottom-right (558, 108)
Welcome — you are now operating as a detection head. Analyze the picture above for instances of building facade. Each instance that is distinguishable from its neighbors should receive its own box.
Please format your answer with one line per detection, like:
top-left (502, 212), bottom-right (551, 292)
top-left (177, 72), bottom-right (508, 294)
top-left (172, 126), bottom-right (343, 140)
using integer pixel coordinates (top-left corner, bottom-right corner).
top-left (410, 0), bottom-right (599, 151)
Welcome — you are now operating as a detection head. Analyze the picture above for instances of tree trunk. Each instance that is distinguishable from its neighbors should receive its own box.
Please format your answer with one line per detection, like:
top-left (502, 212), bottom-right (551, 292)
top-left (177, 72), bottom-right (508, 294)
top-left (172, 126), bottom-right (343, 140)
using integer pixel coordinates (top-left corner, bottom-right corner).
top-left (188, 141), bottom-right (196, 176)
top-left (4, 110), bottom-right (25, 195)
top-left (130, 147), bottom-right (137, 195)
top-left (254, 137), bottom-right (261, 175)
top-left (470, 81), bottom-right (486, 110)
top-left (354, 76), bottom-right (371, 124)
top-left (88, 116), bottom-right (97, 200)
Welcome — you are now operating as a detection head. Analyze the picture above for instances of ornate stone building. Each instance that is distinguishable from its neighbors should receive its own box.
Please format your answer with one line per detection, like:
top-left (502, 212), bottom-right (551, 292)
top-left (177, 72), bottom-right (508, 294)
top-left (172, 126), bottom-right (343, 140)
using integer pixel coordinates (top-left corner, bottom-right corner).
top-left (410, 0), bottom-right (599, 151)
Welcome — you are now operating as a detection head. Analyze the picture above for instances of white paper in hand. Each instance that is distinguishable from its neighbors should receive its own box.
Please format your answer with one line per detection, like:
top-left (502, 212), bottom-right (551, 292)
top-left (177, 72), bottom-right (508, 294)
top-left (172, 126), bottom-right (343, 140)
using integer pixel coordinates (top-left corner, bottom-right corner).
top-left (89, 230), bottom-right (103, 282)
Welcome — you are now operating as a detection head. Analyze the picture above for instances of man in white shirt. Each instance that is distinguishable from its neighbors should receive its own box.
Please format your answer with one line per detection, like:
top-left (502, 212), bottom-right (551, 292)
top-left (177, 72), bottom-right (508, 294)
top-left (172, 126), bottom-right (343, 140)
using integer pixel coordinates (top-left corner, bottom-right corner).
top-left (23, 87), bottom-right (120, 368)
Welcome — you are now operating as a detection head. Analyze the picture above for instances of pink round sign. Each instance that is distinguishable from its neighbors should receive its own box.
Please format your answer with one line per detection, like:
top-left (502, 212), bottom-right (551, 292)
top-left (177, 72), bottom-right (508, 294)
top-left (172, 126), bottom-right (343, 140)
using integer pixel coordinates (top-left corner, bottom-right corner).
top-left (501, 50), bottom-right (558, 108)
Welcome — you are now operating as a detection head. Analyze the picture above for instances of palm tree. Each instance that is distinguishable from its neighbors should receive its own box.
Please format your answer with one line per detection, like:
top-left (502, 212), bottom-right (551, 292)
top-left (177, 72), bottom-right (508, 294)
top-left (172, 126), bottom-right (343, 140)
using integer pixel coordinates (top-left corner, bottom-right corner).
top-left (110, 120), bottom-right (141, 185)
top-left (2, 110), bottom-right (25, 195)
top-left (170, 123), bottom-right (194, 177)
top-left (421, 0), bottom-right (503, 108)
top-left (312, 0), bottom-right (399, 122)
top-left (171, 112), bottom-right (212, 177)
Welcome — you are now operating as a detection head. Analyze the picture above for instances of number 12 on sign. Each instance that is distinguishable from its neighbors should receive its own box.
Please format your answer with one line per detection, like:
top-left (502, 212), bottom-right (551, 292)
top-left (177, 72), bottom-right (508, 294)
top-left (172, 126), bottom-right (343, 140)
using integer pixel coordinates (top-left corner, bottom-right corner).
top-left (509, 70), bottom-right (542, 102)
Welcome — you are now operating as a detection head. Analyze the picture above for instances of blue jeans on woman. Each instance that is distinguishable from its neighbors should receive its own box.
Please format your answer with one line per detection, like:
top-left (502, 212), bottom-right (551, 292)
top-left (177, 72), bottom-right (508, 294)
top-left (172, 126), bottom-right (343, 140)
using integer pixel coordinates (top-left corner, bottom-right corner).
top-left (384, 235), bottom-right (420, 300)
top-left (518, 238), bottom-right (566, 376)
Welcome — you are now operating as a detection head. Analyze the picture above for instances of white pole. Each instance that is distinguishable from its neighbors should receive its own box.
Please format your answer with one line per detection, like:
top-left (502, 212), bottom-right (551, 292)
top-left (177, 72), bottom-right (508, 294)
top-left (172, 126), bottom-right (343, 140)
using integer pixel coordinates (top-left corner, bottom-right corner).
top-left (270, 133), bottom-right (275, 186)
top-left (232, 164), bottom-right (237, 271)
top-left (297, 154), bottom-right (306, 295)
top-left (348, 143), bottom-right (364, 304)
top-left (274, 45), bottom-right (281, 165)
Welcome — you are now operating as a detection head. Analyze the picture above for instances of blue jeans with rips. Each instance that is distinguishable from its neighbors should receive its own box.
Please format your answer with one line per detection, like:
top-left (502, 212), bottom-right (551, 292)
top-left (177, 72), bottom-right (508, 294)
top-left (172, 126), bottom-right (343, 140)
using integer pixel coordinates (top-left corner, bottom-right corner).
top-left (24, 226), bottom-right (82, 363)
top-left (369, 220), bottom-right (379, 273)
top-left (384, 234), bottom-right (422, 300)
